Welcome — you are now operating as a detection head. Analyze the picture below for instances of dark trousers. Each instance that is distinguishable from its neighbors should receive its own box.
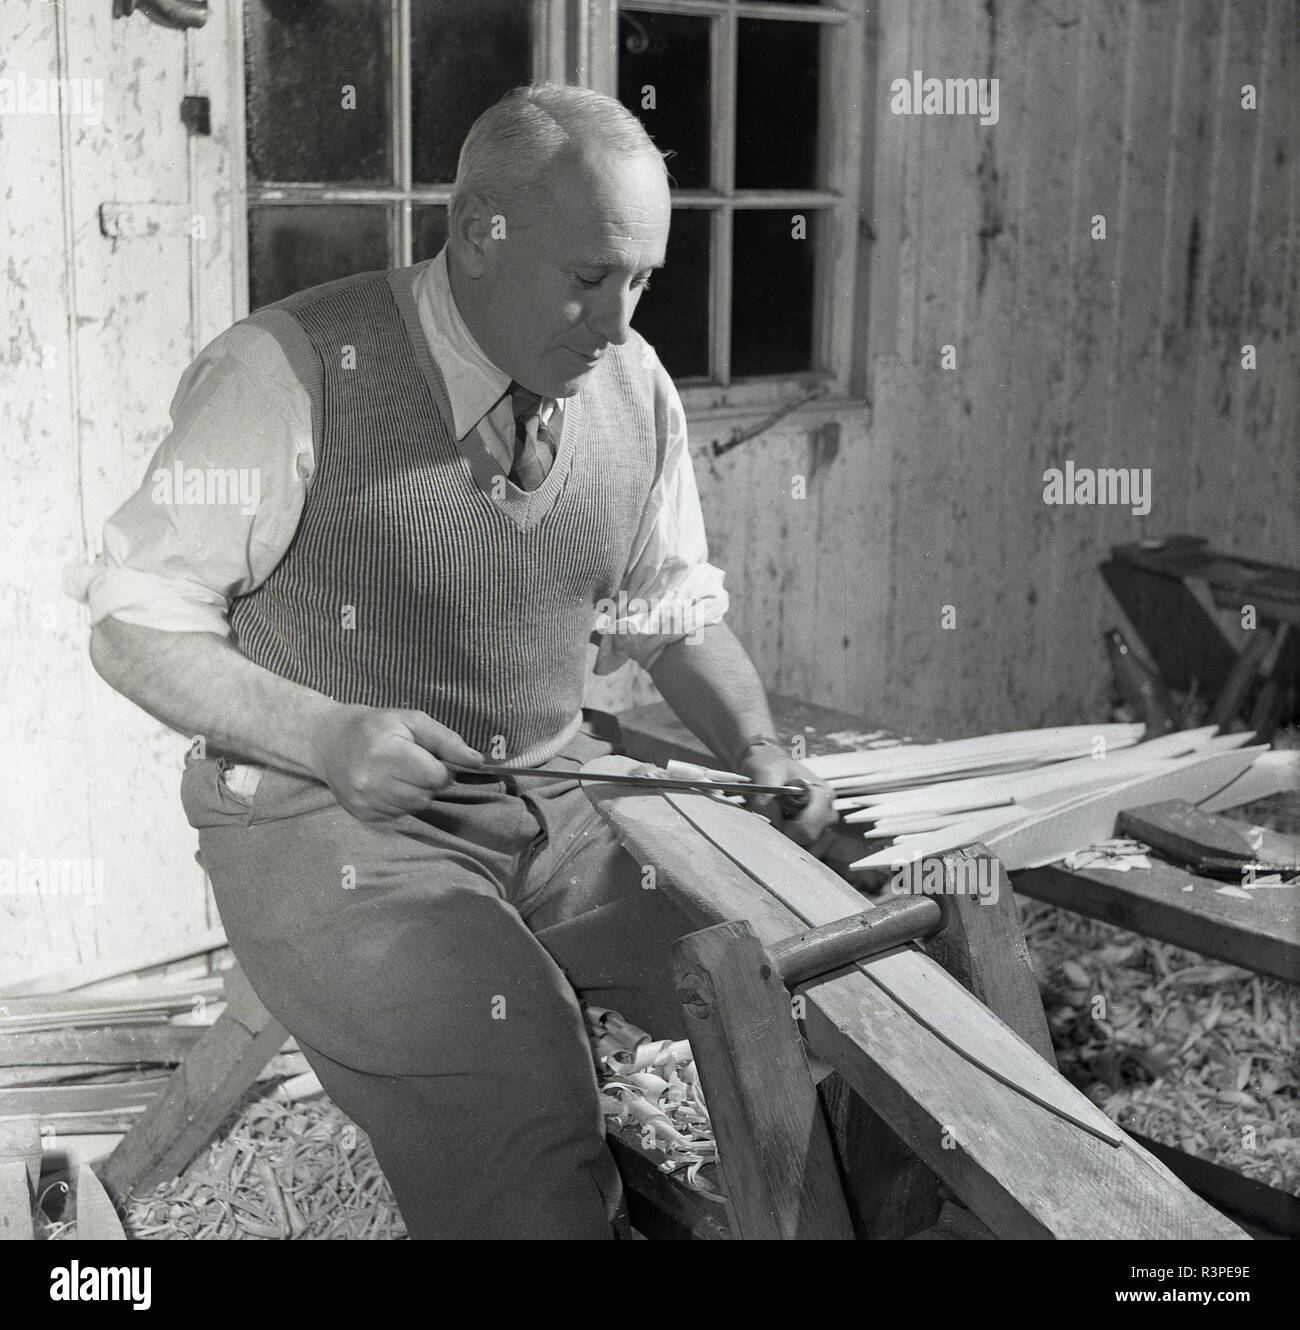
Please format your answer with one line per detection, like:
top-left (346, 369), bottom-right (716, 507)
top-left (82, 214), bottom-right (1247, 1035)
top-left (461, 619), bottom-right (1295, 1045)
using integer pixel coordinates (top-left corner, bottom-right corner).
top-left (181, 730), bottom-right (693, 1239)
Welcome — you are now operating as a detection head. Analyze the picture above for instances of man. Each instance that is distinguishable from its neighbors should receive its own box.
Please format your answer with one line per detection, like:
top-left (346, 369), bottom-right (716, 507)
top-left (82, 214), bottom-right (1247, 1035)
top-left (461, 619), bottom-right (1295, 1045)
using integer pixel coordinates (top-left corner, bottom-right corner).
top-left (76, 85), bottom-right (835, 1238)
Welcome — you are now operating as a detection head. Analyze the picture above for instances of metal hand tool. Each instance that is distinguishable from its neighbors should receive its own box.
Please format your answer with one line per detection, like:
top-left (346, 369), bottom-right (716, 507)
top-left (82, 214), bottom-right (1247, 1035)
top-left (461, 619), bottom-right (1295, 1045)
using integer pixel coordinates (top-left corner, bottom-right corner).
top-left (451, 761), bottom-right (814, 815)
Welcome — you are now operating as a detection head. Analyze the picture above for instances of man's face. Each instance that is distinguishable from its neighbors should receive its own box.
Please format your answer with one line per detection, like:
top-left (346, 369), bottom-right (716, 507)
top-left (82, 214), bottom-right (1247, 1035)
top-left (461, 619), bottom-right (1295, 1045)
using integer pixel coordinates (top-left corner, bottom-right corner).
top-left (459, 149), bottom-right (671, 398)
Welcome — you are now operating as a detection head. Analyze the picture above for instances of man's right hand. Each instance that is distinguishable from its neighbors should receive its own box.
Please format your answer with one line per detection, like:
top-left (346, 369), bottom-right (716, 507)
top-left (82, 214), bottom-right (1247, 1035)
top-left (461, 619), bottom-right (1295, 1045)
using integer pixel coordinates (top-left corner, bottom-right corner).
top-left (309, 706), bottom-right (484, 821)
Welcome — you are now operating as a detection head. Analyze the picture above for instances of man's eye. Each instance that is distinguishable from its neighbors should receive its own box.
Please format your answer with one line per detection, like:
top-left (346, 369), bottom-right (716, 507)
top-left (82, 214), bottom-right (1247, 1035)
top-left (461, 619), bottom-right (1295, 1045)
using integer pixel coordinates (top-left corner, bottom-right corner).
top-left (574, 274), bottom-right (602, 288)
top-left (633, 276), bottom-right (652, 292)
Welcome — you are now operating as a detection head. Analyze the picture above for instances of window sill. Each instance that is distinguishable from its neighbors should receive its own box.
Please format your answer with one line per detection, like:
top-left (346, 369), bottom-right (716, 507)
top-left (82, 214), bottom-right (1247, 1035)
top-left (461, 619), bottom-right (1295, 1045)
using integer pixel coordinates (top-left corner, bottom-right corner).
top-left (680, 380), bottom-right (870, 449)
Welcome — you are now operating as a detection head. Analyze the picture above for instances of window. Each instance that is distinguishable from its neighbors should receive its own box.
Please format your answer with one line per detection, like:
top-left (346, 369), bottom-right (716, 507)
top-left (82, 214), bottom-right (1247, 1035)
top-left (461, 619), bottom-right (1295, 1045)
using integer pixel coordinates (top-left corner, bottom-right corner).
top-left (243, 0), bottom-right (540, 308)
top-left (609, 1), bottom-right (864, 400)
top-left (238, 0), bottom-right (865, 410)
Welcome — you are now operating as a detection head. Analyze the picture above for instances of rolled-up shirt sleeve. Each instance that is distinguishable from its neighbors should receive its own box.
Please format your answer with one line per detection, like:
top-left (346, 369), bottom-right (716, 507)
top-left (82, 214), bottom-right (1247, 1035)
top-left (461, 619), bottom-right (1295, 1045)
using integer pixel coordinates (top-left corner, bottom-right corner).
top-left (593, 354), bottom-right (729, 674)
top-left (63, 325), bottom-right (313, 636)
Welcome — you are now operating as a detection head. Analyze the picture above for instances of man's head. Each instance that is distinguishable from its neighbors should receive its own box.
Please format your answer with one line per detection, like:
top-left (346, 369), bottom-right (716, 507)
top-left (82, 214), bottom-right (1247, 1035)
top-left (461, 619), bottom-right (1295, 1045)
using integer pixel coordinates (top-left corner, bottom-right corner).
top-left (447, 85), bottom-right (671, 398)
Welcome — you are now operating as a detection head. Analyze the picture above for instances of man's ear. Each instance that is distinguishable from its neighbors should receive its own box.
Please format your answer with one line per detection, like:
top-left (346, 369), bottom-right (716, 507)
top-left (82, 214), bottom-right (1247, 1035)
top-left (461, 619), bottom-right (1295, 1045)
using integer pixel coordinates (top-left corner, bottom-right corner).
top-left (449, 193), bottom-right (493, 279)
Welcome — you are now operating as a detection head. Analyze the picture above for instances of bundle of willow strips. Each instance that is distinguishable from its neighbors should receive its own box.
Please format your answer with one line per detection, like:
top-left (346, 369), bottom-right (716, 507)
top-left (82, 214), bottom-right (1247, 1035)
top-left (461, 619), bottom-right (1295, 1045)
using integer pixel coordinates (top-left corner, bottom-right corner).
top-left (584, 1006), bottom-right (725, 1202)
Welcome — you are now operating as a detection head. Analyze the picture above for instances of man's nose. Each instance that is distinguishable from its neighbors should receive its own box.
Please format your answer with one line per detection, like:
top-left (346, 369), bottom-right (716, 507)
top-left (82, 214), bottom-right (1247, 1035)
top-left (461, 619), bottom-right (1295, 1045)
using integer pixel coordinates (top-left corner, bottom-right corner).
top-left (587, 285), bottom-right (639, 346)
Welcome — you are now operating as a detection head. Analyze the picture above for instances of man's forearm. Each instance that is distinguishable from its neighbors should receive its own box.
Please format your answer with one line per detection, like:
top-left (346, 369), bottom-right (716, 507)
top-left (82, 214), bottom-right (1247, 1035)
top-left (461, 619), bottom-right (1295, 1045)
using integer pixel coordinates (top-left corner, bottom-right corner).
top-left (646, 621), bottom-right (779, 769)
top-left (89, 616), bottom-right (337, 776)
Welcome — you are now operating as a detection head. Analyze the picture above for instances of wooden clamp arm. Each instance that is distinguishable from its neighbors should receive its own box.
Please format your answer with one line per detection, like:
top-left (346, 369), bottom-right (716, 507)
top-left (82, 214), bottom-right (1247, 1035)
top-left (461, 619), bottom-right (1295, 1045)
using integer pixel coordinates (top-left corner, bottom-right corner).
top-left (766, 896), bottom-right (946, 988)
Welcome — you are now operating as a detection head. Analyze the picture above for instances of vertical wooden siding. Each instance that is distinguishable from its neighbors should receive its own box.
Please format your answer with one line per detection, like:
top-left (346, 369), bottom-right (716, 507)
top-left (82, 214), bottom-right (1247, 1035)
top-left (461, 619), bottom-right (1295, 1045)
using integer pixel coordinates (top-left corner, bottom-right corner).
top-left (665, 0), bottom-right (1297, 739)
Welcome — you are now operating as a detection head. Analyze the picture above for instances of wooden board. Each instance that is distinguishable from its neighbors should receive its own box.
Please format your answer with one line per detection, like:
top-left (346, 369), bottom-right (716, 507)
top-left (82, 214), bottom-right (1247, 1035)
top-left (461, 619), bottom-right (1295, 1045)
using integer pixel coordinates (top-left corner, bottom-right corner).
top-left (0, 1025), bottom-right (203, 1068)
top-left (582, 758), bottom-right (1246, 1239)
top-left (0, 1119), bottom-right (41, 1192)
top-left (853, 746), bottom-right (1265, 870)
top-left (99, 966), bottom-right (288, 1199)
top-left (844, 726), bottom-right (1230, 815)
top-left (984, 747), bottom-right (1266, 870)
top-left (1118, 800), bottom-right (1300, 870)
top-left (606, 1129), bottom-right (732, 1240)
top-left (0, 1161), bottom-right (32, 1241)
top-left (0, 928), bottom-right (229, 998)
top-left (74, 1164), bottom-right (126, 1240)
top-left (1014, 858), bottom-right (1300, 985)
top-left (1200, 750), bottom-right (1300, 814)
top-left (673, 921), bottom-right (854, 1239)
top-left (804, 724), bottom-right (1145, 784)
top-left (0, 1079), bottom-right (170, 1119)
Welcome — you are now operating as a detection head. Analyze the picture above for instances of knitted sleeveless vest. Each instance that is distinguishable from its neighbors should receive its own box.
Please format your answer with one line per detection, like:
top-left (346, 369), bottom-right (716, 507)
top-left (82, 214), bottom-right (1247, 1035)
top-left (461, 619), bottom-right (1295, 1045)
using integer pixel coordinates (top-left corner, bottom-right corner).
top-left (227, 264), bottom-right (661, 761)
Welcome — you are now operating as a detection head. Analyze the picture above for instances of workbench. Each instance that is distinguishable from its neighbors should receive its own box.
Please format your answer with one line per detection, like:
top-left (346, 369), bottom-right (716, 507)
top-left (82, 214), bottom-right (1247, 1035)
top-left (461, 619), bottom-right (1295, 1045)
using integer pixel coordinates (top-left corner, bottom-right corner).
top-left (619, 695), bottom-right (1300, 984)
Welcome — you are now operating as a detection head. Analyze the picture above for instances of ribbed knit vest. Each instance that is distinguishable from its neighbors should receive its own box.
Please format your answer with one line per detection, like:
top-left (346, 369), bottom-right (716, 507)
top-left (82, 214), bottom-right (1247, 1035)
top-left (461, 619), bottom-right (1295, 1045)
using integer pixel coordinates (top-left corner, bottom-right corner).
top-left (227, 264), bottom-right (662, 761)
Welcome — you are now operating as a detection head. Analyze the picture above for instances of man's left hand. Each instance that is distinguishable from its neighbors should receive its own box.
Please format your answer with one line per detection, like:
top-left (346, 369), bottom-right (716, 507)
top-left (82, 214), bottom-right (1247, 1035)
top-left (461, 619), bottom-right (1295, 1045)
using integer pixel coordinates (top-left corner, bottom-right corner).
top-left (736, 743), bottom-right (837, 849)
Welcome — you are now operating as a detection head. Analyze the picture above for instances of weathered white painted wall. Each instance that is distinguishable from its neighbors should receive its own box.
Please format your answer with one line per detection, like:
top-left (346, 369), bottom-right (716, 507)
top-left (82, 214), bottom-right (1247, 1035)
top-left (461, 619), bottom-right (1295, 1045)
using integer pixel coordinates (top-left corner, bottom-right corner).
top-left (1, 1), bottom-right (239, 981)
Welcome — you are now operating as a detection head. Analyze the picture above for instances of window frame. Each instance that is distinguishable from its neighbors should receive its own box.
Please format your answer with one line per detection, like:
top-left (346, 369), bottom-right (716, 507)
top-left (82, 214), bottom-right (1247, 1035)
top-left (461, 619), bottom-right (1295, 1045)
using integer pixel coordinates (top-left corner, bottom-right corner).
top-left (230, 0), bottom-right (867, 422)
top-left (596, 0), bottom-right (866, 415)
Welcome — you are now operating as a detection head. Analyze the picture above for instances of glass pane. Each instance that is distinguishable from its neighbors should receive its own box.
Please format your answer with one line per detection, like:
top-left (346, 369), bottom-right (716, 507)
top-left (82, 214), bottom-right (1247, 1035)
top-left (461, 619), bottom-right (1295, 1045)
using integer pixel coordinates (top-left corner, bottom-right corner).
top-left (412, 205), bottom-right (449, 263)
top-left (731, 210), bottom-right (815, 377)
top-left (632, 208), bottom-right (711, 381)
top-left (617, 10), bottom-right (711, 190)
top-left (735, 20), bottom-right (820, 190)
top-left (248, 205), bottom-right (392, 310)
top-left (411, 0), bottom-right (532, 185)
top-left (244, 0), bottom-right (392, 185)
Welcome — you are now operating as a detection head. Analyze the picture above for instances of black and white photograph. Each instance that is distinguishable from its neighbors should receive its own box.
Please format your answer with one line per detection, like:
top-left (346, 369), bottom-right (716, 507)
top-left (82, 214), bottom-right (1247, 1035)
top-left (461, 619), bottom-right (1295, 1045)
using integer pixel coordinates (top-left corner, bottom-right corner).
top-left (1, 0), bottom-right (1296, 1285)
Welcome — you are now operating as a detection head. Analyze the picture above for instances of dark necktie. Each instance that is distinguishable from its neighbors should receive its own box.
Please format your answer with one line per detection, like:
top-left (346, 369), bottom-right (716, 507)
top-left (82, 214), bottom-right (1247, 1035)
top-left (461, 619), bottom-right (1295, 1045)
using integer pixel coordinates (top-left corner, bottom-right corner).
top-left (507, 382), bottom-right (557, 492)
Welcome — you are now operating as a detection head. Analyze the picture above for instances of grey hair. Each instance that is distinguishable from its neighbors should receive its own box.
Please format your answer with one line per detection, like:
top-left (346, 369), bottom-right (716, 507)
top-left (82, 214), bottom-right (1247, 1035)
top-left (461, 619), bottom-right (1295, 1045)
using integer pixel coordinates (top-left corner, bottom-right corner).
top-left (450, 84), bottom-right (667, 219)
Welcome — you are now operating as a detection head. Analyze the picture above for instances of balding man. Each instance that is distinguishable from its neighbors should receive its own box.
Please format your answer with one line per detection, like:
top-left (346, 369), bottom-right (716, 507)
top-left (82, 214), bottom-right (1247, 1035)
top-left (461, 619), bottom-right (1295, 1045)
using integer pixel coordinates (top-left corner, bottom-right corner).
top-left (77, 85), bottom-right (835, 1238)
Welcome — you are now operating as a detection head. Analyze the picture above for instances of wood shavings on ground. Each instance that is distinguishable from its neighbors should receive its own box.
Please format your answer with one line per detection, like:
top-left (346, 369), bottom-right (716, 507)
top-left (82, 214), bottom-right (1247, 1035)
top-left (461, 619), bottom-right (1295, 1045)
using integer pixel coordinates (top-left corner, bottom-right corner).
top-left (36, 1086), bottom-right (407, 1240)
top-left (584, 1005), bottom-right (725, 1203)
top-left (1020, 895), bottom-right (1299, 1194)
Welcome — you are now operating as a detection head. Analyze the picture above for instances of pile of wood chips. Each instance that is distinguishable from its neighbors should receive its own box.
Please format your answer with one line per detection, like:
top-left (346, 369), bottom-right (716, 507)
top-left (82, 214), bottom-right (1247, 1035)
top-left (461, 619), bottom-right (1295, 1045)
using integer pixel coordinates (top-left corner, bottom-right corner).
top-left (1020, 878), bottom-right (1298, 1193)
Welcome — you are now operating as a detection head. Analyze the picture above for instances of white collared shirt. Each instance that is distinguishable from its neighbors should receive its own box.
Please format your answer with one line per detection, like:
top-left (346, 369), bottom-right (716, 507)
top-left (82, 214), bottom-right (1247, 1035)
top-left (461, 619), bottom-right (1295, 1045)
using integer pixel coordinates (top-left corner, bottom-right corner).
top-left (66, 249), bottom-right (727, 674)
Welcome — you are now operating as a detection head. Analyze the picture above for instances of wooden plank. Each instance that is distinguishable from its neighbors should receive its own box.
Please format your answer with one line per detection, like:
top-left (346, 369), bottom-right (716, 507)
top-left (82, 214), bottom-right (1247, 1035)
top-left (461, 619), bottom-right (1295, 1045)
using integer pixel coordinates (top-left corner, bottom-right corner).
top-left (0, 1161), bottom-right (33, 1241)
top-left (0, 1025), bottom-right (203, 1068)
top-left (844, 726), bottom-right (1229, 815)
top-left (673, 921), bottom-right (854, 1239)
top-left (0, 1119), bottom-right (41, 1192)
top-left (922, 848), bottom-right (1055, 1065)
top-left (74, 1164), bottom-right (126, 1240)
top-left (816, 1072), bottom-right (940, 1240)
top-left (606, 1131), bottom-right (732, 1241)
top-left (1014, 857), bottom-right (1300, 985)
top-left (1126, 1130), bottom-right (1300, 1242)
top-left (98, 967), bottom-right (287, 1199)
top-left (805, 724), bottom-right (1145, 783)
top-left (1117, 799), bottom-right (1300, 870)
top-left (0, 929), bottom-right (229, 998)
top-left (583, 760), bottom-right (1246, 1239)
top-left (850, 744), bottom-right (1265, 869)
top-left (1201, 750), bottom-right (1300, 813)
top-left (983, 746), bottom-right (1266, 870)
top-left (0, 1079), bottom-right (170, 1119)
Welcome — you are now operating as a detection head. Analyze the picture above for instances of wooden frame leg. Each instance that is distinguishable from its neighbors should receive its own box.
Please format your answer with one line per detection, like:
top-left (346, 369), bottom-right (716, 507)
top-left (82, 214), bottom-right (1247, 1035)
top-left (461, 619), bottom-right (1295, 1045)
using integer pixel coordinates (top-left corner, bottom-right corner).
top-left (673, 919), bottom-right (854, 1239)
top-left (98, 966), bottom-right (286, 1202)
